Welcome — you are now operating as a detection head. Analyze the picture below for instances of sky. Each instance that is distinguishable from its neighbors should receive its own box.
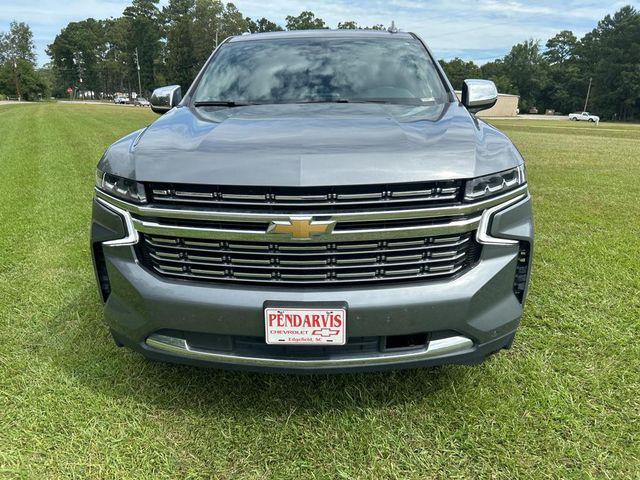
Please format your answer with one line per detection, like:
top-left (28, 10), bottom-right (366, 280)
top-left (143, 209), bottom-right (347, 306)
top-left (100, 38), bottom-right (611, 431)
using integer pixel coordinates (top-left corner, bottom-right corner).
top-left (0, 0), bottom-right (637, 66)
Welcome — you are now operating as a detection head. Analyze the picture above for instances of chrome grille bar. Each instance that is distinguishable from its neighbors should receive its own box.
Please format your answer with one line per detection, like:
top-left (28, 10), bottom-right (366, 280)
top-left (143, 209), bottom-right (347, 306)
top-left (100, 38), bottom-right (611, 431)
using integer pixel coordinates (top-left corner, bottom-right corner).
top-left (148, 263), bottom-right (468, 284)
top-left (131, 215), bottom-right (481, 242)
top-left (148, 181), bottom-right (463, 210)
top-left (147, 251), bottom-right (467, 270)
top-left (144, 235), bottom-right (470, 257)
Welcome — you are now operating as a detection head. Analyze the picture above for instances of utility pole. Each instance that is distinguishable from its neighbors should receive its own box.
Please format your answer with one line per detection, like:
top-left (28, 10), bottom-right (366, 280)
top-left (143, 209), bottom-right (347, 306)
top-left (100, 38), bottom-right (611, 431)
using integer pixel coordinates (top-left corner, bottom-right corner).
top-left (74, 53), bottom-right (84, 100)
top-left (134, 47), bottom-right (142, 97)
top-left (13, 58), bottom-right (21, 101)
top-left (583, 77), bottom-right (592, 112)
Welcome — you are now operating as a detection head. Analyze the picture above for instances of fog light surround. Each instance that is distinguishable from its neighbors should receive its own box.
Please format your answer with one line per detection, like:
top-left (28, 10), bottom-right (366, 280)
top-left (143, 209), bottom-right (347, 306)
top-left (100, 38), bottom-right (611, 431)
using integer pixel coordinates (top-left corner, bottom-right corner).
top-left (514, 242), bottom-right (531, 303)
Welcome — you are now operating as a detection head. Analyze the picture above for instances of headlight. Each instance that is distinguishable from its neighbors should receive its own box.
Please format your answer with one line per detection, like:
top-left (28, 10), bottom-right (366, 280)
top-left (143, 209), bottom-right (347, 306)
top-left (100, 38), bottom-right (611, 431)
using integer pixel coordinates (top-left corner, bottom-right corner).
top-left (95, 170), bottom-right (147, 203)
top-left (464, 165), bottom-right (526, 201)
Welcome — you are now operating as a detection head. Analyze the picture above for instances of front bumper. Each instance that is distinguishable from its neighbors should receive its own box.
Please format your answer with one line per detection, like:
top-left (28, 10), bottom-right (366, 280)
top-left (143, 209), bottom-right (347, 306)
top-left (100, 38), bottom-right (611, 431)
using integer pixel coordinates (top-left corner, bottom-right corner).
top-left (91, 193), bottom-right (533, 373)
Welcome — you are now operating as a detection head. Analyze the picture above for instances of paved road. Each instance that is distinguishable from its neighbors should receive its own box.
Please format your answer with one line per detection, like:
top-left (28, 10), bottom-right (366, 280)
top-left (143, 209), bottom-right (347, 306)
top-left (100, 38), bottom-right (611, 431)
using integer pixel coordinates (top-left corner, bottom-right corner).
top-left (1, 100), bottom-right (136, 107)
top-left (58, 100), bottom-right (137, 107)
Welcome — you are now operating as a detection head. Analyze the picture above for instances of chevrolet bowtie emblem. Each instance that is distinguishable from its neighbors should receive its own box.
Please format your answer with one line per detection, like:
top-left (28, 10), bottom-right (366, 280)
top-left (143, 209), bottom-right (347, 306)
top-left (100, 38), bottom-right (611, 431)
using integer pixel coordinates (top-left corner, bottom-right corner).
top-left (268, 217), bottom-right (336, 239)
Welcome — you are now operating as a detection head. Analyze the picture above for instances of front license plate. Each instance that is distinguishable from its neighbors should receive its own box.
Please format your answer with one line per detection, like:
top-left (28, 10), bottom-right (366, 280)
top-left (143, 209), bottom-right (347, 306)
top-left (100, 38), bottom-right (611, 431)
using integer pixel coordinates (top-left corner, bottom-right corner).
top-left (264, 307), bottom-right (347, 345)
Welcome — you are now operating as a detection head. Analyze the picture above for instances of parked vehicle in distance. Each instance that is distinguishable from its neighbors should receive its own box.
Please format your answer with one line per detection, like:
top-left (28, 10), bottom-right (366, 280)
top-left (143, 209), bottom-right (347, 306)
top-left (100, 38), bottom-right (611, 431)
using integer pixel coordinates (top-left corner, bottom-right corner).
top-left (113, 95), bottom-right (129, 105)
top-left (134, 97), bottom-right (150, 107)
top-left (92, 30), bottom-right (533, 372)
top-left (569, 111), bottom-right (599, 122)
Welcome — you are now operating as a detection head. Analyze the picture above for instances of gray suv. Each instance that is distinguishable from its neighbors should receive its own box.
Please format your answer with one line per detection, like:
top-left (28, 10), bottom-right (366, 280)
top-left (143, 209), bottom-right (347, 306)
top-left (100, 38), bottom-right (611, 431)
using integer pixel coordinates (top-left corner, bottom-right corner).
top-left (91, 30), bottom-right (533, 372)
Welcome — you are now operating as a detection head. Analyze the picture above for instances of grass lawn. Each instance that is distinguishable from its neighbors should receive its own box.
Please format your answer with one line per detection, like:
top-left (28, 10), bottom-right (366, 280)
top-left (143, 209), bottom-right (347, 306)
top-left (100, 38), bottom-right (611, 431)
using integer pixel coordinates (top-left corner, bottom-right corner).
top-left (0, 103), bottom-right (638, 479)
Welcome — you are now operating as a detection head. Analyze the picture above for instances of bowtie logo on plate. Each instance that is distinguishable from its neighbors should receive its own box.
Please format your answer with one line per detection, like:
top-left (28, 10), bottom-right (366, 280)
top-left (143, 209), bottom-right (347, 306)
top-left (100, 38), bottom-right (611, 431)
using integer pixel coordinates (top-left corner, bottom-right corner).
top-left (311, 328), bottom-right (341, 337)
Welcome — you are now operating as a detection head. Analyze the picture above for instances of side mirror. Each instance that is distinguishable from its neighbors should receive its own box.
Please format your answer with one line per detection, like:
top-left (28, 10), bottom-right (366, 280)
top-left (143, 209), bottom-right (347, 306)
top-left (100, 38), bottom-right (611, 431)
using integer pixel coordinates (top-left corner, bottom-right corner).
top-left (461, 79), bottom-right (498, 113)
top-left (150, 85), bottom-right (182, 115)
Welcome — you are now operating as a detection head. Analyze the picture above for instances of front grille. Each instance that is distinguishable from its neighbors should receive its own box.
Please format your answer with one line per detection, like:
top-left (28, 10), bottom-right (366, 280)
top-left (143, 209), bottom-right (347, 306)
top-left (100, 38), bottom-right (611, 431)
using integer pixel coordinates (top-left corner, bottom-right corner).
top-left (138, 231), bottom-right (481, 285)
top-left (147, 180), bottom-right (463, 213)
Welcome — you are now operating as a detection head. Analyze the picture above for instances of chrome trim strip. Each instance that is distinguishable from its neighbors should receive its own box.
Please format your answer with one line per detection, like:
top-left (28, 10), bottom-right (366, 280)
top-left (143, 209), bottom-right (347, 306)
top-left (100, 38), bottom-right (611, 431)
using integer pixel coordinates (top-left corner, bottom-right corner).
top-left (94, 185), bottom-right (528, 224)
top-left (132, 215), bottom-right (482, 242)
top-left (274, 194), bottom-right (328, 201)
top-left (95, 197), bottom-right (140, 247)
top-left (391, 189), bottom-right (433, 197)
top-left (476, 194), bottom-right (528, 246)
top-left (175, 191), bottom-right (214, 198)
top-left (337, 192), bottom-right (384, 200)
top-left (145, 333), bottom-right (474, 368)
top-left (221, 193), bottom-right (263, 200)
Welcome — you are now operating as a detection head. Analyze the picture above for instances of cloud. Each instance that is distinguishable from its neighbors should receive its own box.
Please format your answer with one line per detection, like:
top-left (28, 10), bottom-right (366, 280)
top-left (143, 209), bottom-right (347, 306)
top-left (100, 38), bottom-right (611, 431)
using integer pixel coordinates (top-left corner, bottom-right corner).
top-left (477, 0), bottom-right (555, 16)
top-left (0, 0), bottom-right (131, 64)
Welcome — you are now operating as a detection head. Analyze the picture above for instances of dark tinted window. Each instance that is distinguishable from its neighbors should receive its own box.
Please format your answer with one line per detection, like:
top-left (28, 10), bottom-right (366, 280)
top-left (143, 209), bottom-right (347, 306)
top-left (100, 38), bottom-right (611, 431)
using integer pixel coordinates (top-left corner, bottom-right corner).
top-left (193, 37), bottom-right (448, 105)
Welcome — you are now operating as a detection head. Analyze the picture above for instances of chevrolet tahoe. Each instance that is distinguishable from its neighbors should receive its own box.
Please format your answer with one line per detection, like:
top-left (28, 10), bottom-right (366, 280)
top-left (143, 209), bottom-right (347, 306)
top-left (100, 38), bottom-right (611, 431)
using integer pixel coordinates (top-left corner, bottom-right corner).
top-left (91, 29), bottom-right (533, 372)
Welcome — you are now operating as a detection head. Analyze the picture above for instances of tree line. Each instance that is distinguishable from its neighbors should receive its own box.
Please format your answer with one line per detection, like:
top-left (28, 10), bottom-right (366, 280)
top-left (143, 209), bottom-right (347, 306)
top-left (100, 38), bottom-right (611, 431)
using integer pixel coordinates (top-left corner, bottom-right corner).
top-left (440, 6), bottom-right (640, 120)
top-left (0, 2), bottom-right (638, 120)
top-left (43, 0), bottom-right (383, 100)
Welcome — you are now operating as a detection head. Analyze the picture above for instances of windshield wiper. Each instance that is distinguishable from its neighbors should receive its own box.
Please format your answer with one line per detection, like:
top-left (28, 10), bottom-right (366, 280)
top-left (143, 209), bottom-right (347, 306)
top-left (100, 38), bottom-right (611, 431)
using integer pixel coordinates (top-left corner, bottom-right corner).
top-left (348, 98), bottom-right (432, 105)
top-left (193, 100), bottom-right (252, 107)
top-left (194, 98), bottom-right (431, 107)
top-left (294, 99), bottom-right (352, 104)
top-left (293, 98), bottom-right (425, 105)
top-left (344, 99), bottom-right (393, 104)
top-left (293, 99), bottom-right (389, 104)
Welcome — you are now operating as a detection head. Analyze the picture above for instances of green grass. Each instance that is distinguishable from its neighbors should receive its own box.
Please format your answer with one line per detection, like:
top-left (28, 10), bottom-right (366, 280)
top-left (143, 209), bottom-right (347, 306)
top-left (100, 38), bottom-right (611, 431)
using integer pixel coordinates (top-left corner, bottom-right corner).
top-left (1, 104), bottom-right (638, 479)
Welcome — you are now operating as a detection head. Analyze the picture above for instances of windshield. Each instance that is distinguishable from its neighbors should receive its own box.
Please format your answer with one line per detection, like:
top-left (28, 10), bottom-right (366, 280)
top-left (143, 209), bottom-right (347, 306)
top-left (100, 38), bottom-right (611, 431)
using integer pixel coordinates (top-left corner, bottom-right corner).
top-left (192, 37), bottom-right (448, 105)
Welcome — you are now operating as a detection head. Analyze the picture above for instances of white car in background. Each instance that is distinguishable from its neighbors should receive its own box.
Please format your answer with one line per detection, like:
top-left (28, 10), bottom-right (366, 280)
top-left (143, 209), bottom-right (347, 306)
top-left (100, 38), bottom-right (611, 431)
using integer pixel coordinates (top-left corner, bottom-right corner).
top-left (133, 97), bottom-right (150, 107)
top-left (569, 111), bottom-right (599, 123)
top-left (113, 95), bottom-right (129, 105)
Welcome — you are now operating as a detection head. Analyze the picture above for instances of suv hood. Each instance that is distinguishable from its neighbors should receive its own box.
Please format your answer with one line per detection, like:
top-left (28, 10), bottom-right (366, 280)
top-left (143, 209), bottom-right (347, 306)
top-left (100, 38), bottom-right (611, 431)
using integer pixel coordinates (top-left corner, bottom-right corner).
top-left (101, 102), bottom-right (523, 186)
